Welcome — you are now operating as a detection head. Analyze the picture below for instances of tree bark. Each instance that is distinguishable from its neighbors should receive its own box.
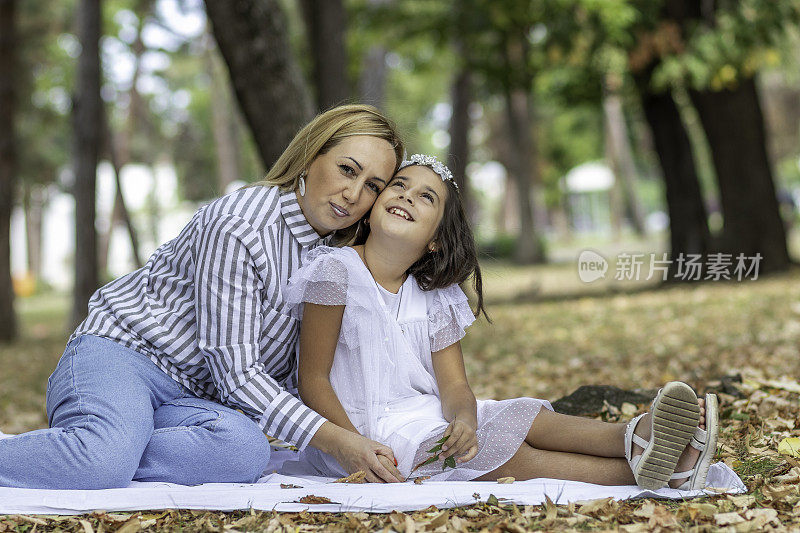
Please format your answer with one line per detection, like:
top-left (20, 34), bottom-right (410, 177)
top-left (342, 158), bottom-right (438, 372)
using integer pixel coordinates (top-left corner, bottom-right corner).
top-left (0, 0), bottom-right (18, 342)
top-left (70, 0), bottom-right (102, 330)
top-left (504, 87), bottom-right (545, 264)
top-left (300, 0), bottom-right (350, 111)
top-left (23, 183), bottom-right (46, 279)
top-left (689, 78), bottom-right (791, 273)
top-left (359, 46), bottom-right (387, 110)
top-left (205, 0), bottom-right (314, 169)
top-left (634, 73), bottom-right (711, 272)
top-left (447, 66), bottom-right (474, 221)
top-left (603, 86), bottom-right (647, 236)
top-left (205, 30), bottom-right (241, 194)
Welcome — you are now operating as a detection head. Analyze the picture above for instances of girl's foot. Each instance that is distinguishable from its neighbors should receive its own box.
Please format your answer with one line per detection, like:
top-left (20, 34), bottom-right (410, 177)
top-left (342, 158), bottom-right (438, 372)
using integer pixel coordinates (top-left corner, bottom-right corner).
top-left (626, 382), bottom-right (700, 490)
top-left (667, 397), bottom-right (704, 488)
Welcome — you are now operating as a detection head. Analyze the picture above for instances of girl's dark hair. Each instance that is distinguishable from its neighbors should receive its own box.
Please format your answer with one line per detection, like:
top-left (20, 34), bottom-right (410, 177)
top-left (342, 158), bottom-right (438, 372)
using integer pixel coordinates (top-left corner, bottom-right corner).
top-left (409, 179), bottom-right (487, 320)
top-left (355, 171), bottom-right (487, 320)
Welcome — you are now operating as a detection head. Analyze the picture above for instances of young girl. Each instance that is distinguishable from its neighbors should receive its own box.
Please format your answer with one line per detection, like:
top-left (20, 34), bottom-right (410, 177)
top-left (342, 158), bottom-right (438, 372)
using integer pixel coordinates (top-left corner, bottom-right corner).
top-left (285, 154), bottom-right (718, 489)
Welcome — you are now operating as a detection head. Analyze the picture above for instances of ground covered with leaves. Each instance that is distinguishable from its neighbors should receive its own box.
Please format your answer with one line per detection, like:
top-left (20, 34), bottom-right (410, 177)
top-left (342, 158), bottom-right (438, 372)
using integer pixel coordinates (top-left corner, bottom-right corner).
top-left (2, 263), bottom-right (800, 531)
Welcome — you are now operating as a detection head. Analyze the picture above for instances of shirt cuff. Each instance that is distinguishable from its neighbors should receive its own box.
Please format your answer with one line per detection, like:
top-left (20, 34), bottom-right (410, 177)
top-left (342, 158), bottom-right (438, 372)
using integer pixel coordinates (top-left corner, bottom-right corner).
top-left (257, 390), bottom-right (327, 451)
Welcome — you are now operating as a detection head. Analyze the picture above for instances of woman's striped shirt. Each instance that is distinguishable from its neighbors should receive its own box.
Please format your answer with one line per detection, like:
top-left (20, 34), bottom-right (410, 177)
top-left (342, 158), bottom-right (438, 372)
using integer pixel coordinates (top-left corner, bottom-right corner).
top-left (70, 186), bottom-right (330, 450)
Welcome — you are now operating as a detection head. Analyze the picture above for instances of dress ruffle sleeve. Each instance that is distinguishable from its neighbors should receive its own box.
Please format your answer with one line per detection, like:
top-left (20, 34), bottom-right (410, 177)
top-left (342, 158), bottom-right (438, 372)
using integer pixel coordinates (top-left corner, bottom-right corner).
top-left (284, 247), bottom-right (349, 311)
top-left (427, 284), bottom-right (476, 352)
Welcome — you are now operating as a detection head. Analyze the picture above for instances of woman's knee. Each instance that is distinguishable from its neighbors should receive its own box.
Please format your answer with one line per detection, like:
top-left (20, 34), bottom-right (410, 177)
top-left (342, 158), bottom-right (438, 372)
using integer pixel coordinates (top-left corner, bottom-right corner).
top-left (56, 429), bottom-right (143, 488)
top-left (217, 417), bottom-right (272, 482)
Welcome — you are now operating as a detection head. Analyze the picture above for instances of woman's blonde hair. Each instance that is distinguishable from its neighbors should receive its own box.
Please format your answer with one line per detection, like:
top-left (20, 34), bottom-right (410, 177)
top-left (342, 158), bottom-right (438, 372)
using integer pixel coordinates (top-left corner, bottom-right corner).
top-left (251, 104), bottom-right (404, 192)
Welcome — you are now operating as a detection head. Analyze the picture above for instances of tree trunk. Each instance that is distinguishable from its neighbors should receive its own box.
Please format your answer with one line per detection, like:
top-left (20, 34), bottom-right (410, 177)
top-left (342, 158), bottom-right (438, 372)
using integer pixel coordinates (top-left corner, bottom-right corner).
top-left (70, 0), bottom-right (102, 330)
top-left (447, 66), bottom-right (474, 221)
top-left (205, 0), bottom-right (314, 169)
top-left (603, 86), bottom-right (647, 236)
top-left (300, 0), bottom-right (350, 111)
top-left (689, 78), bottom-right (791, 273)
top-left (634, 76), bottom-right (711, 273)
top-left (0, 0), bottom-right (18, 342)
top-left (359, 46), bottom-right (387, 110)
top-left (23, 183), bottom-right (46, 279)
top-left (504, 87), bottom-right (545, 264)
top-left (205, 30), bottom-right (241, 194)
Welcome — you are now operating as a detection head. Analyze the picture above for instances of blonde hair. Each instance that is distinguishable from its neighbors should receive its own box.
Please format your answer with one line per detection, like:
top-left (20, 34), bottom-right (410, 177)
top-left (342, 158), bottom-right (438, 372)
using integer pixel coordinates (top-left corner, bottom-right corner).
top-left (250, 104), bottom-right (404, 192)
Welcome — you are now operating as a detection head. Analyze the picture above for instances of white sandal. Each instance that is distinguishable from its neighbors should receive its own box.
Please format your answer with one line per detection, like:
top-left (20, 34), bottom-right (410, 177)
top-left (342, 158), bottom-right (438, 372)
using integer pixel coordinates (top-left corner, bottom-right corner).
top-left (624, 381), bottom-right (701, 490)
top-left (671, 393), bottom-right (719, 491)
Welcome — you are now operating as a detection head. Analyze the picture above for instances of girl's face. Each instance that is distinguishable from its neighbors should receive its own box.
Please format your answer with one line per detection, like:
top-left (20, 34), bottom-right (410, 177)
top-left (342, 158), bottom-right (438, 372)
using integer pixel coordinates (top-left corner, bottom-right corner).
top-left (370, 165), bottom-right (448, 254)
top-left (299, 135), bottom-right (397, 236)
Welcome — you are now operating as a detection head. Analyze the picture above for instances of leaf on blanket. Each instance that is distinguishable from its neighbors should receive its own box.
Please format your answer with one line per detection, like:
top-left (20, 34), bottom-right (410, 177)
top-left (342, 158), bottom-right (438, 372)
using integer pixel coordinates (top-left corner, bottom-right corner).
top-left (332, 471), bottom-right (367, 484)
top-left (296, 495), bottom-right (339, 505)
top-left (497, 477), bottom-right (515, 484)
top-left (280, 483), bottom-right (303, 489)
top-left (412, 476), bottom-right (430, 484)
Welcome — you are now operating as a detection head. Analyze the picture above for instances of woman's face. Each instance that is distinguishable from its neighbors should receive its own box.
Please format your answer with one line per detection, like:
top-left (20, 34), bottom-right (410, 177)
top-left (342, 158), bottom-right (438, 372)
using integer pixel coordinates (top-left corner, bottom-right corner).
top-left (370, 165), bottom-right (448, 254)
top-left (299, 136), bottom-right (397, 236)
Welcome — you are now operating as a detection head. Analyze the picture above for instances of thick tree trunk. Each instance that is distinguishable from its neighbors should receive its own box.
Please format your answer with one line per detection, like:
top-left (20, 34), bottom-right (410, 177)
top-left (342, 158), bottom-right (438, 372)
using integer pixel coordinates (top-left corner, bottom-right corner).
top-left (206, 32), bottom-right (241, 194)
top-left (70, 0), bottom-right (102, 330)
top-left (689, 78), bottom-right (791, 273)
top-left (603, 87), bottom-right (647, 236)
top-left (205, 0), bottom-right (313, 169)
top-left (359, 46), bottom-right (387, 110)
top-left (0, 0), bottom-right (18, 342)
top-left (504, 87), bottom-right (545, 264)
top-left (634, 73), bottom-right (711, 276)
top-left (300, 0), bottom-right (349, 111)
top-left (447, 66), bottom-right (474, 220)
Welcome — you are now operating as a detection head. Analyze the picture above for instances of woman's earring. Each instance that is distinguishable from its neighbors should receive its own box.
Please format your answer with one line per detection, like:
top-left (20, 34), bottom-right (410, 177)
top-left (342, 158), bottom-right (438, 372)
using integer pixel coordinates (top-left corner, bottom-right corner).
top-left (298, 171), bottom-right (307, 197)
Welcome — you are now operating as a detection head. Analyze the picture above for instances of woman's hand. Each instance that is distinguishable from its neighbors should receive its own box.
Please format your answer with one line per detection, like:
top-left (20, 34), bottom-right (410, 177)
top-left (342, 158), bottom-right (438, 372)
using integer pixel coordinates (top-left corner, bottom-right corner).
top-left (327, 429), bottom-right (404, 483)
top-left (440, 417), bottom-right (478, 464)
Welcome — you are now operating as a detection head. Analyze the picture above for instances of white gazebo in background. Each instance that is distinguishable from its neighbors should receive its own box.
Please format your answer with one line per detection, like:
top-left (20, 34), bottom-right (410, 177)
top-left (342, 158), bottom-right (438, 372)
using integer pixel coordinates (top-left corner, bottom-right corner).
top-left (562, 162), bottom-right (615, 234)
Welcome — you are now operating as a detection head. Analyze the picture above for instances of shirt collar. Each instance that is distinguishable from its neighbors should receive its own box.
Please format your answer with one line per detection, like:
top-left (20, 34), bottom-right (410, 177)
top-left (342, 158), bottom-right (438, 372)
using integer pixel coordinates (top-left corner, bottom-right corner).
top-left (279, 190), bottom-right (331, 247)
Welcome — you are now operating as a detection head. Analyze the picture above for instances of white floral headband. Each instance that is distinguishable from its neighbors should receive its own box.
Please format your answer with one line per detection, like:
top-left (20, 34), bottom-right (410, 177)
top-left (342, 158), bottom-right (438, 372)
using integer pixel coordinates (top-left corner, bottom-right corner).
top-left (398, 154), bottom-right (459, 190)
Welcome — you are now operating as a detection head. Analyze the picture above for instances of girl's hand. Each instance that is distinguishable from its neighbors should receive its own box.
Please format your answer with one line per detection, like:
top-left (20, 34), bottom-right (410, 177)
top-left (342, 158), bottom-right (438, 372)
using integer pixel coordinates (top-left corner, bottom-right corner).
top-left (441, 418), bottom-right (478, 464)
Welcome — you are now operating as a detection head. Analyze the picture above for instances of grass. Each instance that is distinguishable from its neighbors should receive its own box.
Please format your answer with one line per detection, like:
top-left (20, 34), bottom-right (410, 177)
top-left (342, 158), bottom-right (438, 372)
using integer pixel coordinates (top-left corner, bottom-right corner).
top-left (2, 253), bottom-right (800, 530)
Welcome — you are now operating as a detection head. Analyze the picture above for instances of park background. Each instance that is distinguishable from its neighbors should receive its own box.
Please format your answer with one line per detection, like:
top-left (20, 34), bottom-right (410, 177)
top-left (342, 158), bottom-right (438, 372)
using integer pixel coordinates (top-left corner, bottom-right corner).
top-left (2, 0), bottom-right (800, 530)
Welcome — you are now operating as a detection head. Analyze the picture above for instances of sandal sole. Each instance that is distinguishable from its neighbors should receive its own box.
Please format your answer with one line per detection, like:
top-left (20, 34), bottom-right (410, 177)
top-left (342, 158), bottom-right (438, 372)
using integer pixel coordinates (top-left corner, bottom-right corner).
top-left (688, 393), bottom-right (718, 490)
top-left (634, 382), bottom-right (700, 490)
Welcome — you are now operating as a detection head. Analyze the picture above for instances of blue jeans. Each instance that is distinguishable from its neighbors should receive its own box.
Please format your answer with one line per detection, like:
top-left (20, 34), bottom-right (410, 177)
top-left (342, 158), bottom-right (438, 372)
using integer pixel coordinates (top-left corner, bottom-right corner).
top-left (0, 335), bottom-right (271, 489)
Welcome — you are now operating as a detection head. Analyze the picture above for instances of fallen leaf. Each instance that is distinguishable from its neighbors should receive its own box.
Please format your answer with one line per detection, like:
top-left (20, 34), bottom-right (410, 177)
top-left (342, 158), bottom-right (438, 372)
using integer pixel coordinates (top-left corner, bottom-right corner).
top-left (762, 484), bottom-right (796, 501)
top-left (745, 508), bottom-right (779, 528)
top-left (686, 502), bottom-right (717, 520)
top-left (333, 470), bottom-right (367, 483)
top-left (778, 437), bottom-right (800, 457)
top-left (116, 517), bottom-right (142, 533)
top-left (497, 477), bottom-right (515, 484)
top-left (78, 519), bottom-right (93, 533)
top-left (413, 476), bottom-right (430, 484)
top-left (727, 494), bottom-right (756, 508)
top-left (279, 483), bottom-right (302, 489)
top-left (427, 511), bottom-right (449, 529)
top-left (297, 495), bottom-right (336, 504)
top-left (714, 512), bottom-right (745, 526)
top-left (577, 497), bottom-right (613, 515)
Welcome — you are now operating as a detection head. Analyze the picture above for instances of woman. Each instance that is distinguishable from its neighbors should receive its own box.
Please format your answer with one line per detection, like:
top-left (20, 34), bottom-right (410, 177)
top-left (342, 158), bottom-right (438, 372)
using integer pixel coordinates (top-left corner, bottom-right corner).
top-left (0, 104), bottom-right (406, 489)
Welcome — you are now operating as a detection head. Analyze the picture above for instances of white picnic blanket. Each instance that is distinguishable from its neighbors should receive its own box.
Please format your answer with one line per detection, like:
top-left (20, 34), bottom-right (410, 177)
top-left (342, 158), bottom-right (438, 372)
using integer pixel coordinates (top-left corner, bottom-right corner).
top-left (0, 449), bottom-right (746, 515)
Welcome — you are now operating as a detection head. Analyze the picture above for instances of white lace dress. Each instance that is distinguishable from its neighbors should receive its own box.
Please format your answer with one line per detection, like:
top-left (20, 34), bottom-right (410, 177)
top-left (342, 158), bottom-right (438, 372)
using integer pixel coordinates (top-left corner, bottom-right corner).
top-left (284, 246), bottom-right (552, 480)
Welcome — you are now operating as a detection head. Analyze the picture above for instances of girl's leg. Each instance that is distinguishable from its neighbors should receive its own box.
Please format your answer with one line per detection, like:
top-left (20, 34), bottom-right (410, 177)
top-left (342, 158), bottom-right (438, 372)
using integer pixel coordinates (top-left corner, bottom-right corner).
top-left (135, 396), bottom-right (271, 485)
top-left (475, 443), bottom-right (633, 485)
top-left (477, 399), bottom-right (707, 486)
top-left (0, 335), bottom-right (183, 489)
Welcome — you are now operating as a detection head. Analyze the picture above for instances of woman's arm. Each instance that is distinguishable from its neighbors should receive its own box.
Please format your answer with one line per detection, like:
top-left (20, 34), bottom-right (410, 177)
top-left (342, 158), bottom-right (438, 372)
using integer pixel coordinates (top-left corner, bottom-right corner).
top-left (299, 302), bottom-right (404, 482)
top-left (431, 341), bottom-right (479, 463)
top-left (297, 303), bottom-right (358, 433)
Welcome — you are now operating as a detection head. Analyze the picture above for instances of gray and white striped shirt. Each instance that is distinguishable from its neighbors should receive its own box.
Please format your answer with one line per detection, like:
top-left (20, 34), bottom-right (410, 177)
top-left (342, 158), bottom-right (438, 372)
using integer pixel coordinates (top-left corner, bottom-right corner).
top-left (71, 186), bottom-right (330, 449)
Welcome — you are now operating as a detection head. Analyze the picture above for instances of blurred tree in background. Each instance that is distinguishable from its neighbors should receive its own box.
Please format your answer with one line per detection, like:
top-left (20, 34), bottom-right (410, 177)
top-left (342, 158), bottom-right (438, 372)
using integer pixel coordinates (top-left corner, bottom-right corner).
top-left (1, 0), bottom-right (799, 336)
